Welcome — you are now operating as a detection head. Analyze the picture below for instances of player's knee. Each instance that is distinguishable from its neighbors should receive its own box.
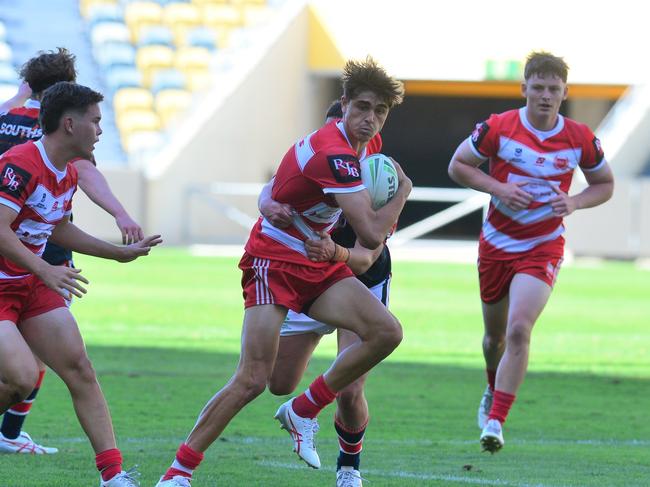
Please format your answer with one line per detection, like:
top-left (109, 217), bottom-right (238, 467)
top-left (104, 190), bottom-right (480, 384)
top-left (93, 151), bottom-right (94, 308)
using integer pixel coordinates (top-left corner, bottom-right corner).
top-left (64, 354), bottom-right (98, 384)
top-left (267, 378), bottom-right (296, 396)
top-left (4, 369), bottom-right (39, 405)
top-left (484, 333), bottom-right (505, 351)
top-left (506, 322), bottom-right (533, 348)
top-left (373, 315), bottom-right (403, 353)
top-left (234, 371), bottom-right (268, 402)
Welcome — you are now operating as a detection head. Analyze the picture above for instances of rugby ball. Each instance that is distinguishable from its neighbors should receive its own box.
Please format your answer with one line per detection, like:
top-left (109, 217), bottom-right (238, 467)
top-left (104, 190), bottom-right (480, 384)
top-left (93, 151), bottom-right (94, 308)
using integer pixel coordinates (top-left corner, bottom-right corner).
top-left (360, 153), bottom-right (399, 210)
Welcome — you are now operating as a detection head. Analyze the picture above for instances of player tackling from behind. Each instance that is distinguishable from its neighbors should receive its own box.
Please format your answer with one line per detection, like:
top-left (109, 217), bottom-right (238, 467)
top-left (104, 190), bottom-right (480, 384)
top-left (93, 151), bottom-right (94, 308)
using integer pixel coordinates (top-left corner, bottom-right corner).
top-left (0, 81), bottom-right (162, 485)
top-left (154, 57), bottom-right (410, 486)
top-left (448, 51), bottom-right (614, 453)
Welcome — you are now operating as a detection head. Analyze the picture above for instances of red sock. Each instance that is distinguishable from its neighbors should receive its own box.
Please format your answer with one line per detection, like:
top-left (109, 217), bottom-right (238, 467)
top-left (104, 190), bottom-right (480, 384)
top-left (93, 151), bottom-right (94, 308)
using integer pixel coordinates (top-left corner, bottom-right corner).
top-left (292, 375), bottom-right (337, 419)
top-left (96, 448), bottom-right (122, 481)
top-left (162, 443), bottom-right (204, 481)
top-left (488, 390), bottom-right (516, 424)
top-left (486, 369), bottom-right (496, 392)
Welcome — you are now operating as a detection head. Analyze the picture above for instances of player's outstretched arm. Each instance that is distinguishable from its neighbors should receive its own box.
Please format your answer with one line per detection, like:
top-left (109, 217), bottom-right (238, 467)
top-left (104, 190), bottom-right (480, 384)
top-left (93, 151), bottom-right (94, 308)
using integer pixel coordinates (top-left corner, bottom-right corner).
top-left (448, 139), bottom-right (533, 211)
top-left (258, 177), bottom-right (293, 228)
top-left (0, 206), bottom-right (88, 298)
top-left (50, 217), bottom-right (162, 262)
top-left (74, 159), bottom-right (144, 244)
top-left (304, 231), bottom-right (384, 274)
top-left (335, 160), bottom-right (411, 250)
top-left (0, 81), bottom-right (32, 114)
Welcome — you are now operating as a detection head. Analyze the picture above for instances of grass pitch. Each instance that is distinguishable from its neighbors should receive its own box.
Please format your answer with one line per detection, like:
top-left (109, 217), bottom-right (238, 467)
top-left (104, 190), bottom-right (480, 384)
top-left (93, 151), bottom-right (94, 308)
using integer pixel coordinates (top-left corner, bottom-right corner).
top-left (0, 248), bottom-right (649, 486)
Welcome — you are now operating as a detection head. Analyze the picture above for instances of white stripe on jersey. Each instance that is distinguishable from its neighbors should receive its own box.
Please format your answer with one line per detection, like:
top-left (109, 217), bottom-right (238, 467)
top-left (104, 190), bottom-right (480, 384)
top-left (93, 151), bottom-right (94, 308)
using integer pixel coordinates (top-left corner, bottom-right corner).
top-left (0, 196), bottom-right (21, 213)
top-left (482, 221), bottom-right (564, 253)
top-left (261, 219), bottom-right (308, 257)
top-left (491, 196), bottom-right (556, 225)
top-left (496, 136), bottom-right (581, 178)
top-left (582, 157), bottom-right (607, 173)
top-left (294, 131), bottom-right (316, 171)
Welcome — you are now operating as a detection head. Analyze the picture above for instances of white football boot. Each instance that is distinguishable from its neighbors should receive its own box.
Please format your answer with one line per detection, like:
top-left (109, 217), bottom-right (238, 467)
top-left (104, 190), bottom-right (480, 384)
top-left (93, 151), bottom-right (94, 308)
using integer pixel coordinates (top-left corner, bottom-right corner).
top-left (0, 431), bottom-right (58, 454)
top-left (336, 466), bottom-right (363, 487)
top-left (477, 386), bottom-right (494, 429)
top-left (100, 468), bottom-right (141, 486)
top-left (155, 476), bottom-right (192, 487)
top-left (480, 418), bottom-right (504, 453)
top-left (274, 398), bottom-right (321, 468)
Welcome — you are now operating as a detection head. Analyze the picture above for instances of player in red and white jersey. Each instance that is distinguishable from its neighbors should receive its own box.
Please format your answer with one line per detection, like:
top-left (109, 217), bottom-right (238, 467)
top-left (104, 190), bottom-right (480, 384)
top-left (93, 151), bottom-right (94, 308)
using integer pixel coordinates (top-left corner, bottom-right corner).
top-left (449, 51), bottom-right (614, 453)
top-left (0, 82), bottom-right (161, 486)
top-left (155, 58), bottom-right (411, 487)
top-left (0, 48), bottom-right (143, 457)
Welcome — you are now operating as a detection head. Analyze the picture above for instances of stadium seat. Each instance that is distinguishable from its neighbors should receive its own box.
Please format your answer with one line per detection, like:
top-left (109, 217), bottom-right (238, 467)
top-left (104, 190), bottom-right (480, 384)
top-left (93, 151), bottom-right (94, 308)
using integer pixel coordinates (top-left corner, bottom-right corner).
top-left (87, 3), bottom-right (124, 28)
top-left (94, 42), bottom-right (136, 69)
top-left (150, 68), bottom-right (186, 94)
top-left (174, 46), bottom-right (212, 72)
top-left (105, 65), bottom-right (143, 92)
top-left (191, 0), bottom-right (228, 5)
top-left (137, 25), bottom-right (174, 47)
top-left (124, 2), bottom-right (164, 43)
top-left (154, 88), bottom-right (191, 126)
top-left (91, 22), bottom-right (131, 47)
top-left (113, 87), bottom-right (154, 114)
top-left (136, 45), bottom-right (175, 87)
top-left (162, 3), bottom-right (202, 29)
top-left (184, 69), bottom-right (211, 92)
top-left (0, 42), bottom-right (12, 63)
top-left (80, 0), bottom-right (119, 18)
top-left (202, 4), bottom-right (243, 28)
top-left (0, 63), bottom-right (18, 84)
top-left (182, 26), bottom-right (218, 50)
top-left (116, 108), bottom-right (161, 134)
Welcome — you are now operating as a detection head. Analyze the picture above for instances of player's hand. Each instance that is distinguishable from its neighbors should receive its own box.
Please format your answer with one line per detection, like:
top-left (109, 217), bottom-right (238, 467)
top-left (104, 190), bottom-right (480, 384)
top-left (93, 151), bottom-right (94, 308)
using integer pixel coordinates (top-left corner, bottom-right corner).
top-left (305, 231), bottom-right (335, 262)
top-left (115, 234), bottom-right (163, 262)
top-left (115, 212), bottom-right (144, 244)
top-left (261, 199), bottom-right (293, 228)
top-left (38, 264), bottom-right (89, 299)
top-left (390, 158), bottom-right (413, 195)
top-left (494, 181), bottom-right (534, 211)
top-left (549, 185), bottom-right (577, 217)
top-left (17, 81), bottom-right (32, 100)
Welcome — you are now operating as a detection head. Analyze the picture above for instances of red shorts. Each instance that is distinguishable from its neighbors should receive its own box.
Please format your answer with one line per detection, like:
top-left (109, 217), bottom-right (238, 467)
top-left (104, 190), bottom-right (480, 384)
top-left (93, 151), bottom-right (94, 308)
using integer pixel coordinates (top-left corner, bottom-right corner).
top-left (478, 251), bottom-right (563, 304)
top-left (0, 275), bottom-right (67, 323)
top-left (239, 252), bottom-right (354, 312)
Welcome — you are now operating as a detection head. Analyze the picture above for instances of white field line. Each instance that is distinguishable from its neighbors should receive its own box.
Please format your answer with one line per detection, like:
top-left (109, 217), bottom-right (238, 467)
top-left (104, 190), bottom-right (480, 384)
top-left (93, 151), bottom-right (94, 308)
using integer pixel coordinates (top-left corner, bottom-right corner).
top-left (257, 460), bottom-right (557, 487)
top-left (51, 436), bottom-right (650, 447)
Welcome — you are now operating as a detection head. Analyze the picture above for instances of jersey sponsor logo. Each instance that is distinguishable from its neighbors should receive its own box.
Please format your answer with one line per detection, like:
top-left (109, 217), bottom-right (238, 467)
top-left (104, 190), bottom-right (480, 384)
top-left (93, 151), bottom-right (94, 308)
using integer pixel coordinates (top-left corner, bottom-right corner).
top-left (592, 137), bottom-right (604, 163)
top-left (327, 154), bottom-right (361, 183)
top-left (0, 122), bottom-right (42, 140)
top-left (25, 184), bottom-right (74, 222)
top-left (0, 163), bottom-right (32, 198)
top-left (535, 157), bottom-right (546, 166)
top-left (471, 121), bottom-right (490, 147)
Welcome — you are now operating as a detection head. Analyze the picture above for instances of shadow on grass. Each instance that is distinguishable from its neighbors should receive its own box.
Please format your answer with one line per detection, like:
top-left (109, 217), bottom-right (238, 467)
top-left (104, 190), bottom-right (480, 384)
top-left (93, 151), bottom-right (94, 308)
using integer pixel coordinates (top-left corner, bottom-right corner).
top-left (1, 345), bottom-right (649, 487)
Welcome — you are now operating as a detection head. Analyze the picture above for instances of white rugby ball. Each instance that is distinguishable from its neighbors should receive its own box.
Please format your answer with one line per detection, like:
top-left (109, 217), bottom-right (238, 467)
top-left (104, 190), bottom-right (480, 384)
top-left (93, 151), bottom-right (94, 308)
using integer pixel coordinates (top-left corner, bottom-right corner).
top-left (360, 153), bottom-right (399, 210)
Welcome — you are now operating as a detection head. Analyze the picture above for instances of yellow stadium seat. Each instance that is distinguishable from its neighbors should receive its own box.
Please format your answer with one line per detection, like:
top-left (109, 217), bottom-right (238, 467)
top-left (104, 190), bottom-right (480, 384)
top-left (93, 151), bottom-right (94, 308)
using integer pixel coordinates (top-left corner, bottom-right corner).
top-left (184, 69), bottom-right (212, 92)
top-left (117, 108), bottom-right (161, 135)
top-left (191, 0), bottom-right (228, 5)
top-left (163, 3), bottom-right (202, 29)
top-left (242, 4), bottom-right (271, 26)
top-left (80, 0), bottom-right (118, 18)
top-left (202, 4), bottom-right (243, 29)
top-left (124, 2), bottom-right (163, 42)
top-left (230, 0), bottom-right (266, 5)
top-left (155, 89), bottom-right (192, 126)
top-left (136, 45), bottom-right (175, 87)
top-left (174, 47), bottom-right (212, 71)
top-left (113, 87), bottom-right (154, 114)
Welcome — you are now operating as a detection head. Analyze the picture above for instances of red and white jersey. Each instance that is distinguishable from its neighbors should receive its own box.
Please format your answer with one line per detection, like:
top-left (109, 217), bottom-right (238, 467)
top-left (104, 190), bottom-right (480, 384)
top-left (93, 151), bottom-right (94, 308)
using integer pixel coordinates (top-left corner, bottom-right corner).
top-left (0, 140), bottom-right (77, 279)
top-left (245, 120), bottom-right (382, 266)
top-left (469, 107), bottom-right (606, 258)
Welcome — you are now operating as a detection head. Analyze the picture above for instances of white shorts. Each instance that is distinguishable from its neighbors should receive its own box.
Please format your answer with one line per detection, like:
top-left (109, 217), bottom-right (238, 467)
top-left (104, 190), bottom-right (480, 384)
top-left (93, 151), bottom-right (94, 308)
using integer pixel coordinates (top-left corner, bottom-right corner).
top-left (279, 276), bottom-right (391, 337)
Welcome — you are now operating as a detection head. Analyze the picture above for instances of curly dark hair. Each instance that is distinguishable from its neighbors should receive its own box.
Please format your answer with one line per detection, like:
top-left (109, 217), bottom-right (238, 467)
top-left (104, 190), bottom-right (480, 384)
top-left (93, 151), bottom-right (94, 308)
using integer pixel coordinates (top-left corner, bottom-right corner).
top-left (40, 82), bottom-right (104, 134)
top-left (19, 47), bottom-right (77, 94)
top-left (342, 56), bottom-right (404, 108)
top-left (524, 51), bottom-right (569, 83)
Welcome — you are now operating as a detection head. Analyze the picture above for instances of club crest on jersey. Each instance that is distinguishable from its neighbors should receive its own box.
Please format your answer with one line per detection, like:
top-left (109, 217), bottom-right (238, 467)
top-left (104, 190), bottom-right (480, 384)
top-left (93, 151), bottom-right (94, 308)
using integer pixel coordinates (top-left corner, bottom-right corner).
top-left (535, 157), bottom-right (546, 166)
top-left (553, 156), bottom-right (569, 170)
top-left (471, 122), bottom-right (489, 147)
top-left (327, 154), bottom-right (361, 183)
top-left (0, 163), bottom-right (32, 198)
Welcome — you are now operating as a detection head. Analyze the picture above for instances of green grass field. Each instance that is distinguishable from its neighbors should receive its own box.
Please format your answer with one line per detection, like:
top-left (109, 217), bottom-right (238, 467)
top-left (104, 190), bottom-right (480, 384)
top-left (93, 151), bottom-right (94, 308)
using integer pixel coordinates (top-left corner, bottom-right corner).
top-left (1, 248), bottom-right (649, 486)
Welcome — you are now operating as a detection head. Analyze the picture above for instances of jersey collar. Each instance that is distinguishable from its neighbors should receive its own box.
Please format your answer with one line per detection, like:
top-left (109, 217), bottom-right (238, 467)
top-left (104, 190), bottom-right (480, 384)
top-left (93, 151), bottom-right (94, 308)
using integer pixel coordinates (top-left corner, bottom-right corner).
top-left (34, 139), bottom-right (68, 183)
top-left (519, 107), bottom-right (564, 142)
top-left (24, 99), bottom-right (41, 109)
